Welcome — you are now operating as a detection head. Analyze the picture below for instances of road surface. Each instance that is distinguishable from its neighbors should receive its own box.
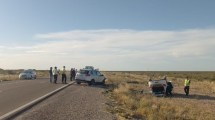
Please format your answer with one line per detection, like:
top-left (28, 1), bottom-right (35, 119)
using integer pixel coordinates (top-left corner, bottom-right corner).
top-left (0, 78), bottom-right (66, 116)
top-left (0, 78), bottom-right (116, 120)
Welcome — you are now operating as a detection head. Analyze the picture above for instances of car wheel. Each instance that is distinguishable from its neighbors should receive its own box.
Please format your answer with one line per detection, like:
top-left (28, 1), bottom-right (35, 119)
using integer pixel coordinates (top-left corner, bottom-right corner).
top-left (101, 80), bottom-right (105, 85)
top-left (88, 79), bottom-right (95, 86)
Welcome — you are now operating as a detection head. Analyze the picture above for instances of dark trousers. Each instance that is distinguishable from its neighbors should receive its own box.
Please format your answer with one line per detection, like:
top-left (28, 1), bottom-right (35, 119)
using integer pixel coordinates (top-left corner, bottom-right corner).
top-left (166, 86), bottom-right (172, 96)
top-left (50, 74), bottom-right (53, 83)
top-left (62, 74), bottom-right (67, 84)
top-left (54, 75), bottom-right (58, 83)
top-left (184, 86), bottom-right (190, 96)
top-left (70, 74), bottom-right (75, 81)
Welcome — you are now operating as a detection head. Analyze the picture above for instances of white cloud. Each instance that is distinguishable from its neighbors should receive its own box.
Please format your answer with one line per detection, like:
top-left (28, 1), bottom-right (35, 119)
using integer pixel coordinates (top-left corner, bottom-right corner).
top-left (0, 28), bottom-right (215, 70)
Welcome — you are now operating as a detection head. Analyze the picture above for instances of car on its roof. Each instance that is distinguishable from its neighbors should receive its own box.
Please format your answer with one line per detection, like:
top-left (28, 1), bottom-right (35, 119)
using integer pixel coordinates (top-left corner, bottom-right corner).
top-left (75, 66), bottom-right (106, 85)
top-left (19, 69), bottom-right (37, 80)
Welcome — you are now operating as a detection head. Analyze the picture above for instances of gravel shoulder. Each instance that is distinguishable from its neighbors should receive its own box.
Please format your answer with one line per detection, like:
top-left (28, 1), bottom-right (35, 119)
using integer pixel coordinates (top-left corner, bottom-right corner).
top-left (14, 83), bottom-right (116, 120)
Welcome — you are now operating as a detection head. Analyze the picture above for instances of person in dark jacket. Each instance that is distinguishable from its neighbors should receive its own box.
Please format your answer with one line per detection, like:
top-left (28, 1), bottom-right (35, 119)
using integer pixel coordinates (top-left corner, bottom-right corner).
top-left (49, 67), bottom-right (53, 83)
top-left (166, 81), bottom-right (173, 96)
top-left (70, 68), bottom-right (76, 81)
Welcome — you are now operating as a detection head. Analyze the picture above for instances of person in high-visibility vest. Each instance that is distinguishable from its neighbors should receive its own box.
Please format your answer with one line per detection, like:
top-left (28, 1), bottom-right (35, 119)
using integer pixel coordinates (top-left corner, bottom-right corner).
top-left (61, 66), bottom-right (67, 84)
top-left (184, 76), bottom-right (191, 96)
top-left (52, 66), bottom-right (58, 84)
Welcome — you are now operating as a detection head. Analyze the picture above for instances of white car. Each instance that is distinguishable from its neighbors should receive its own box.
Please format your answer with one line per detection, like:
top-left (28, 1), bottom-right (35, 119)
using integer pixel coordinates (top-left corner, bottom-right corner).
top-left (19, 69), bottom-right (37, 80)
top-left (75, 66), bottom-right (106, 85)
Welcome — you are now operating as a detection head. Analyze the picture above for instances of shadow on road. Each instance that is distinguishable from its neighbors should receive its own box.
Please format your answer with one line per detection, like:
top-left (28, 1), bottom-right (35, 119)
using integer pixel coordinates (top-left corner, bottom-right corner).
top-left (173, 93), bottom-right (215, 101)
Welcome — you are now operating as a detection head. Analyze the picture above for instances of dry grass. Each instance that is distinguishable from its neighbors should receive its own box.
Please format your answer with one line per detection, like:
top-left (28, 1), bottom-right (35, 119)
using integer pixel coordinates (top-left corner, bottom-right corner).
top-left (0, 74), bottom-right (19, 81)
top-left (104, 71), bottom-right (215, 120)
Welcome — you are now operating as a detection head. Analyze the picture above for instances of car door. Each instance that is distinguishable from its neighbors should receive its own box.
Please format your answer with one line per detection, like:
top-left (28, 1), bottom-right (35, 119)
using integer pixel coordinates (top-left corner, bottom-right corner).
top-left (96, 71), bottom-right (104, 82)
top-left (92, 70), bottom-right (99, 82)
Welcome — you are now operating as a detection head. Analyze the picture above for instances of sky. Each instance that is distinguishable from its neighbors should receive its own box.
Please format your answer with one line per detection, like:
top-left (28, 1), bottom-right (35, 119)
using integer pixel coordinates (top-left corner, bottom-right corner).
top-left (0, 0), bottom-right (215, 71)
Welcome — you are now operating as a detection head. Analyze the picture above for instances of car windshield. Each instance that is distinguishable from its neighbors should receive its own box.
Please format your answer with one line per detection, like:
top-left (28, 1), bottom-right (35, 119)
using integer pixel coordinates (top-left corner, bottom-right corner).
top-left (79, 70), bottom-right (89, 74)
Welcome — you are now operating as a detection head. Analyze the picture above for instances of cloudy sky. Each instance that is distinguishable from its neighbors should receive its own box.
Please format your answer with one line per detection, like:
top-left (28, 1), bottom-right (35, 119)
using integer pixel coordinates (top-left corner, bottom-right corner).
top-left (0, 0), bottom-right (215, 71)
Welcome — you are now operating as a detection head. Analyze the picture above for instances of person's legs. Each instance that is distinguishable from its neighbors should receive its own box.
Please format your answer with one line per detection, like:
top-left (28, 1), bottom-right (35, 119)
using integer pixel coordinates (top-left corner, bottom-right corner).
top-left (72, 75), bottom-right (75, 80)
top-left (166, 87), bottom-right (169, 96)
top-left (187, 86), bottom-right (190, 96)
top-left (184, 86), bottom-right (187, 95)
top-left (184, 86), bottom-right (189, 96)
top-left (50, 74), bottom-right (52, 83)
top-left (56, 75), bottom-right (58, 83)
top-left (62, 75), bottom-right (64, 83)
top-left (54, 75), bottom-right (57, 83)
top-left (61, 74), bottom-right (63, 83)
top-left (169, 88), bottom-right (172, 95)
top-left (62, 74), bottom-right (66, 83)
top-left (65, 74), bottom-right (67, 83)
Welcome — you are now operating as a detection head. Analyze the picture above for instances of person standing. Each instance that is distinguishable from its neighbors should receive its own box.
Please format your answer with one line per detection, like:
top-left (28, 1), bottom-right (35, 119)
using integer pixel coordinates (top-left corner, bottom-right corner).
top-left (70, 68), bottom-right (73, 81)
top-left (61, 66), bottom-right (67, 84)
top-left (53, 67), bottom-right (58, 84)
top-left (73, 68), bottom-right (76, 80)
top-left (49, 67), bottom-right (53, 83)
top-left (184, 76), bottom-right (191, 96)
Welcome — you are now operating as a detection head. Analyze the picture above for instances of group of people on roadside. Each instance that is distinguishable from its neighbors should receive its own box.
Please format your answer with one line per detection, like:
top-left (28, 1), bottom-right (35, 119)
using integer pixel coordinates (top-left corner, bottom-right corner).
top-left (49, 66), bottom-right (77, 84)
top-left (165, 76), bottom-right (191, 97)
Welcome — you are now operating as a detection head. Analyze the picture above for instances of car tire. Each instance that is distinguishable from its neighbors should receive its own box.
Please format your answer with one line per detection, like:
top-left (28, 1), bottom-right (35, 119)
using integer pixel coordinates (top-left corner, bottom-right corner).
top-left (88, 79), bottom-right (95, 86)
top-left (101, 80), bottom-right (105, 85)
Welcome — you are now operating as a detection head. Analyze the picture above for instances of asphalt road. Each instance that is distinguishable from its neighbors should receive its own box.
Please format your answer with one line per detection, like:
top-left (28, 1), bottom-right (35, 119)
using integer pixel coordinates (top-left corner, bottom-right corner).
top-left (0, 78), bottom-right (66, 116)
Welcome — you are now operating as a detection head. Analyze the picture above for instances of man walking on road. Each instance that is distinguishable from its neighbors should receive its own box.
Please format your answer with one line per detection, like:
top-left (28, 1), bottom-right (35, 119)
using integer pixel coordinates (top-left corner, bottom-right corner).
top-left (49, 67), bottom-right (53, 83)
top-left (62, 66), bottom-right (67, 84)
top-left (184, 76), bottom-right (191, 96)
top-left (53, 67), bottom-right (58, 84)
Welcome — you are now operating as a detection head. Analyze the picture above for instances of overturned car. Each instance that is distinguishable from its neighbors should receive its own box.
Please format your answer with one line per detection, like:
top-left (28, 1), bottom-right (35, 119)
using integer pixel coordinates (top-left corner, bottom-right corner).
top-left (148, 79), bottom-right (173, 96)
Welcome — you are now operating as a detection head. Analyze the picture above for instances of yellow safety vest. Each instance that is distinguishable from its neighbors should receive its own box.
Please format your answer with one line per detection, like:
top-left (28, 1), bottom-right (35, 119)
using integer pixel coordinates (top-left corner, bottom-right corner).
top-left (184, 79), bottom-right (190, 86)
